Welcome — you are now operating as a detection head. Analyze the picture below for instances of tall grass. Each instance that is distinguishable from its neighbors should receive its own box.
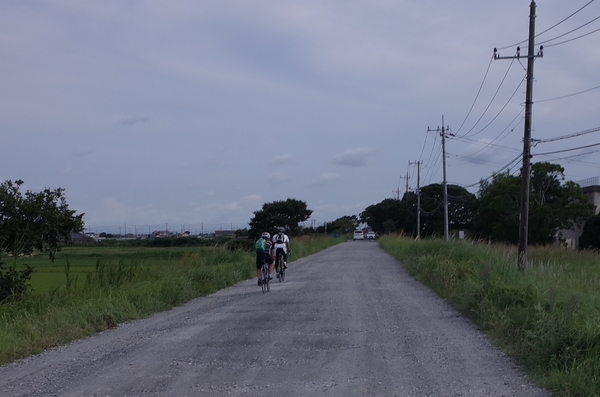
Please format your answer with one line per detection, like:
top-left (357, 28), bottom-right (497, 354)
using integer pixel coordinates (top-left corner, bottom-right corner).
top-left (0, 236), bottom-right (344, 365)
top-left (379, 235), bottom-right (600, 397)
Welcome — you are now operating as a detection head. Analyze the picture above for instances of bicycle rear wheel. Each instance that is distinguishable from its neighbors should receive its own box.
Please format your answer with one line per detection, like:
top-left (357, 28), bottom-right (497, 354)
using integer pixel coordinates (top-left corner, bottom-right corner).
top-left (276, 254), bottom-right (284, 282)
top-left (261, 263), bottom-right (268, 293)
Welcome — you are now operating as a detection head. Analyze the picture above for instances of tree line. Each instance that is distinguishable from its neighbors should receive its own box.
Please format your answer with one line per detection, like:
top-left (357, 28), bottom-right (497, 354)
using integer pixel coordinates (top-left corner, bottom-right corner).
top-left (2, 161), bottom-right (599, 302)
top-left (360, 162), bottom-right (598, 248)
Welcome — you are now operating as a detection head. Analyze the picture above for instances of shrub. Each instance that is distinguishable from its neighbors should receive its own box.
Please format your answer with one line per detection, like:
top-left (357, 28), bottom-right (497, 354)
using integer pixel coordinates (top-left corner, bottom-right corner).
top-left (0, 262), bottom-right (34, 303)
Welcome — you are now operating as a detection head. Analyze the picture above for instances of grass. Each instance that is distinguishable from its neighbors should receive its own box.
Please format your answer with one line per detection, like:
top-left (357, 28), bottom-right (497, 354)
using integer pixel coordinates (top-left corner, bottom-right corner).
top-left (0, 235), bottom-right (345, 365)
top-left (379, 235), bottom-right (600, 397)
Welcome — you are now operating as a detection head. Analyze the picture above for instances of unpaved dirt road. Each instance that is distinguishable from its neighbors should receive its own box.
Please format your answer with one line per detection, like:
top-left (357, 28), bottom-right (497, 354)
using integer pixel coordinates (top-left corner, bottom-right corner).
top-left (1, 242), bottom-right (550, 396)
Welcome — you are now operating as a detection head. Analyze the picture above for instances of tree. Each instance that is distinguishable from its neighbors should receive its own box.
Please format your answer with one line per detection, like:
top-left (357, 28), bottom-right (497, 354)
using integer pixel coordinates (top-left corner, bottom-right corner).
top-left (324, 215), bottom-right (359, 235)
top-left (474, 163), bottom-right (594, 245)
top-left (418, 184), bottom-right (477, 237)
top-left (0, 180), bottom-right (84, 302)
top-left (360, 198), bottom-right (410, 235)
top-left (579, 214), bottom-right (600, 250)
top-left (248, 198), bottom-right (312, 239)
top-left (360, 185), bottom-right (476, 238)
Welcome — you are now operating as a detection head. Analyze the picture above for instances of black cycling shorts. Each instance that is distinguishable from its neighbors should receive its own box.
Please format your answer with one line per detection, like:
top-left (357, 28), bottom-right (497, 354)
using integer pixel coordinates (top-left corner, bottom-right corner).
top-left (256, 252), bottom-right (273, 269)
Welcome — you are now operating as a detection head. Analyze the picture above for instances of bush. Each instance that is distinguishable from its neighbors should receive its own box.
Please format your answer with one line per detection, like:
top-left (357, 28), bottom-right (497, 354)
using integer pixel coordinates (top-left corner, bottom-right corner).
top-left (0, 262), bottom-right (34, 303)
top-left (579, 214), bottom-right (600, 250)
top-left (224, 239), bottom-right (254, 252)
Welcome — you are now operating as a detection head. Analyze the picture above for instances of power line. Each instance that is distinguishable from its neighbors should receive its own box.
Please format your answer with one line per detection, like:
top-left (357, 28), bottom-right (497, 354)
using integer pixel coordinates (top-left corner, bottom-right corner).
top-left (459, 153), bottom-right (523, 189)
top-left (452, 109), bottom-right (524, 166)
top-left (459, 75), bottom-right (526, 138)
top-left (533, 142), bottom-right (600, 156)
top-left (496, 0), bottom-right (596, 50)
top-left (536, 84), bottom-right (600, 102)
top-left (532, 125), bottom-right (600, 144)
top-left (545, 25), bottom-right (600, 47)
top-left (454, 56), bottom-right (494, 136)
top-left (457, 53), bottom-right (518, 138)
top-left (537, 15), bottom-right (600, 46)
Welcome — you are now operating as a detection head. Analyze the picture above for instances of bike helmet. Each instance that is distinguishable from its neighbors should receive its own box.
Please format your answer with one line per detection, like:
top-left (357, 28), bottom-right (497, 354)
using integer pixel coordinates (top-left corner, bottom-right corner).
top-left (261, 232), bottom-right (270, 239)
top-left (277, 227), bottom-right (285, 233)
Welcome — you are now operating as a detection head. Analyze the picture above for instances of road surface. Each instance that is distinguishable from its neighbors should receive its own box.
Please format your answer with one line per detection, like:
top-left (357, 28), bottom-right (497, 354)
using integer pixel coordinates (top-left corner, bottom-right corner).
top-left (0, 241), bottom-right (550, 396)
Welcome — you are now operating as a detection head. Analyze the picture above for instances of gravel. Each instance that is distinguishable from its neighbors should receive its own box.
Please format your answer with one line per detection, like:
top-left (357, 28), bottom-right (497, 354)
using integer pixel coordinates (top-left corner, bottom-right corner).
top-left (0, 241), bottom-right (551, 396)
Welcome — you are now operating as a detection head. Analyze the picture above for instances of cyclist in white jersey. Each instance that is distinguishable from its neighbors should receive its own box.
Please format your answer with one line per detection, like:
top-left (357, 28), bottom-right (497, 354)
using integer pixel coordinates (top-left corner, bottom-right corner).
top-left (272, 227), bottom-right (290, 276)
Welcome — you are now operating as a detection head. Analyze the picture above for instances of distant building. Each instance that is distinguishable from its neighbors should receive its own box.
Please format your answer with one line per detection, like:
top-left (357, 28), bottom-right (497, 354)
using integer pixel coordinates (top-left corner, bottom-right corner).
top-left (558, 176), bottom-right (600, 248)
top-left (214, 230), bottom-right (236, 238)
top-left (151, 230), bottom-right (176, 238)
top-left (69, 231), bottom-right (94, 244)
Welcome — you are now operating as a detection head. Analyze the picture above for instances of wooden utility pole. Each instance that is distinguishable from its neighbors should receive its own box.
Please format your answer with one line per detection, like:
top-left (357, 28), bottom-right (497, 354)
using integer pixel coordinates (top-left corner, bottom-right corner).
top-left (409, 160), bottom-right (422, 239)
top-left (428, 116), bottom-right (452, 240)
top-left (494, 1), bottom-right (543, 271)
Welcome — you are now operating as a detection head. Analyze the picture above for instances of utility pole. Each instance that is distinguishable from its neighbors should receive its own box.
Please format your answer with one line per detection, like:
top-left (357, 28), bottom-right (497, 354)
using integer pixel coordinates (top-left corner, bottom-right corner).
top-left (494, 0), bottom-right (543, 271)
top-left (397, 173), bottom-right (409, 200)
top-left (428, 116), bottom-right (452, 240)
top-left (409, 160), bottom-right (422, 239)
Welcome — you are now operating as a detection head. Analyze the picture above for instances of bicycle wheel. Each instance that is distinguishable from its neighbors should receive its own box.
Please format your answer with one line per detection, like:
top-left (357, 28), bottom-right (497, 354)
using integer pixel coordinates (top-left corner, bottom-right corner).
top-left (276, 254), bottom-right (284, 282)
top-left (261, 263), bottom-right (268, 293)
top-left (280, 267), bottom-right (285, 282)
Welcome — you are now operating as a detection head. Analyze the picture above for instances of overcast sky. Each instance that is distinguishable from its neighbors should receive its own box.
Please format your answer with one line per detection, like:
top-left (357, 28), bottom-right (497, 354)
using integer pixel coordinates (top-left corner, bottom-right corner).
top-left (2, 0), bottom-right (599, 235)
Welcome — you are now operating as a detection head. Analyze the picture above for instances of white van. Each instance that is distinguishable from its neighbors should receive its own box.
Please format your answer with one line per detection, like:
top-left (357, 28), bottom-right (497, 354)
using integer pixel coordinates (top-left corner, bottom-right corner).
top-left (353, 230), bottom-right (364, 240)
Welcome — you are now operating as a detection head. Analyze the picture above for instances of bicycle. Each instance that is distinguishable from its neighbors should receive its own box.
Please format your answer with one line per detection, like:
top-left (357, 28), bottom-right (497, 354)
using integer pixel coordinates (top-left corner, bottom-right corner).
top-left (260, 258), bottom-right (270, 293)
top-left (274, 250), bottom-right (287, 282)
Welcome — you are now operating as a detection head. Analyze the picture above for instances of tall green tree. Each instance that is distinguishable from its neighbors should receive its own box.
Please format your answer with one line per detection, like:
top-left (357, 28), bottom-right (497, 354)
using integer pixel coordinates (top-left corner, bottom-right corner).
top-left (418, 184), bottom-right (477, 237)
top-left (360, 185), bottom-right (476, 238)
top-left (0, 180), bottom-right (84, 301)
top-left (324, 215), bottom-right (359, 235)
top-left (474, 162), bottom-right (594, 245)
top-left (579, 214), bottom-right (600, 250)
top-left (248, 198), bottom-right (312, 239)
top-left (360, 198), bottom-right (410, 235)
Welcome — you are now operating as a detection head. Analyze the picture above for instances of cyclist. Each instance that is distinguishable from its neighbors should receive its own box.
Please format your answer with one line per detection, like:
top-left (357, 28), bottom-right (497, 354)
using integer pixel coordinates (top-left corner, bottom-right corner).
top-left (272, 227), bottom-right (290, 277)
top-left (255, 232), bottom-right (274, 286)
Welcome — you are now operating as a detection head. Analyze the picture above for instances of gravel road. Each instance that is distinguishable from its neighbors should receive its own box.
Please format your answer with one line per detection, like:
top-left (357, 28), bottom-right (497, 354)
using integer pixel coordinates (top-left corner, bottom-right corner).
top-left (0, 241), bottom-right (551, 397)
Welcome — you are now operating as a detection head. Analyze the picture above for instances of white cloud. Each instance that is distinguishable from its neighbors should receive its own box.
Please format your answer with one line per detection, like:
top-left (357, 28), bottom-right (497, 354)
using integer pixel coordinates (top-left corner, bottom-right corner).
top-left (332, 148), bottom-right (376, 167)
top-left (308, 173), bottom-right (340, 187)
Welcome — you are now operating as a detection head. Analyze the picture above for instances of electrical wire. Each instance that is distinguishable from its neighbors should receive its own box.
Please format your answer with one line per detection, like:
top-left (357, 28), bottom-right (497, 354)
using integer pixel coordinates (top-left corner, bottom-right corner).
top-left (452, 108), bottom-right (525, 165)
top-left (532, 126), bottom-right (600, 145)
top-left (459, 153), bottom-right (523, 189)
top-left (457, 54), bottom-right (517, 138)
top-left (495, 0), bottom-right (596, 50)
top-left (536, 84), bottom-right (600, 102)
top-left (545, 25), bottom-right (600, 47)
top-left (537, 15), bottom-right (600, 46)
top-left (453, 56), bottom-right (494, 136)
top-left (539, 148), bottom-right (600, 162)
top-left (459, 71), bottom-right (526, 138)
top-left (534, 142), bottom-right (600, 156)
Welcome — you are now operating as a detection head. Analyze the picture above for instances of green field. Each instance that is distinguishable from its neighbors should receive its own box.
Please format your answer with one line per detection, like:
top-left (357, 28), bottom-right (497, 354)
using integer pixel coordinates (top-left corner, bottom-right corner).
top-left (0, 236), bottom-right (345, 366)
top-left (16, 246), bottom-right (218, 294)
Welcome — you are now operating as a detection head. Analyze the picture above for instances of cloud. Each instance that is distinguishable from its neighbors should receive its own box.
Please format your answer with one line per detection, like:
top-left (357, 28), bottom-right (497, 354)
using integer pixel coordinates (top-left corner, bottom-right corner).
top-left (85, 197), bottom-right (163, 225)
top-left (307, 172), bottom-right (340, 187)
top-left (332, 148), bottom-right (376, 167)
top-left (270, 154), bottom-right (294, 165)
top-left (268, 172), bottom-right (290, 184)
top-left (71, 149), bottom-right (93, 157)
top-left (117, 116), bottom-right (151, 126)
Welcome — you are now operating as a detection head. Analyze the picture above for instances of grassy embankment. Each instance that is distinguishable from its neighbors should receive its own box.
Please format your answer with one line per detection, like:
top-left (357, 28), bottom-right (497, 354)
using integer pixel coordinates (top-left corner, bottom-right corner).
top-left (379, 235), bottom-right (600, 397)
top-left (0, 235), bottom-right (344, 365)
